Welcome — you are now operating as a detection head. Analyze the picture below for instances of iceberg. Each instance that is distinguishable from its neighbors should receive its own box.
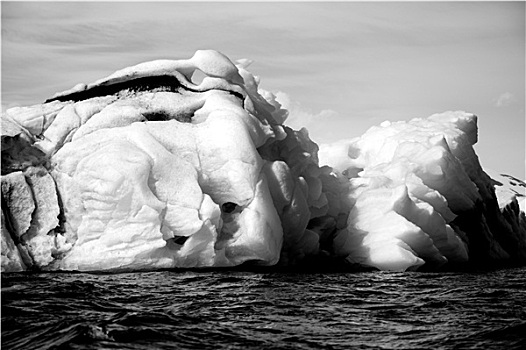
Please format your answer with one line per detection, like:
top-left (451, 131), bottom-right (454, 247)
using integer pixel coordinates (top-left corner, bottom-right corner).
top-left (320, 114), bottom-right (526, 271)
top-left (2, 50), bottom-right (525, 272)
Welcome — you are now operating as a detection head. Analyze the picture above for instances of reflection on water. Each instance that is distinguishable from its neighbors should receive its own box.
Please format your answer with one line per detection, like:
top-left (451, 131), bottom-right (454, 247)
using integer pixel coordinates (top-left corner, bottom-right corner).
top-left (2, 267), bottom-right (526, 349)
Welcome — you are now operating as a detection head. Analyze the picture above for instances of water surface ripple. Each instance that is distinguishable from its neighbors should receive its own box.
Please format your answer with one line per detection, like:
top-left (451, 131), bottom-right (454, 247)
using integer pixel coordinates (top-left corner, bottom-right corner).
top-left (2, 268), bottom-right (526, 349)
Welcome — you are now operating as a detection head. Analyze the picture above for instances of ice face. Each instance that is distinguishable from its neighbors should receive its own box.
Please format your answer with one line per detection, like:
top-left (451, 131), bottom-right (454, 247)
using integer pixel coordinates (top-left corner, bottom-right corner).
top-left (321, 113), bottom-right (526, 271)
top-left (1, 50), bottom-right (349, 272)
top-left (2, 50), bottom-right (525, 272)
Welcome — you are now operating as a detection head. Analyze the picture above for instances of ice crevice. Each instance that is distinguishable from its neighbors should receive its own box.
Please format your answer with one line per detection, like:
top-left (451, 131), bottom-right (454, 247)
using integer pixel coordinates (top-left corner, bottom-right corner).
top-left (2, 50), bottom-right (525, 272)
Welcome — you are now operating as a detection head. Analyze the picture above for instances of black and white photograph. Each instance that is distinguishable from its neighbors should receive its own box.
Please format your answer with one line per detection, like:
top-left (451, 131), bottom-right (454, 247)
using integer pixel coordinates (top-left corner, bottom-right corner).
top-left (1, 1), bottom-right (525, 349)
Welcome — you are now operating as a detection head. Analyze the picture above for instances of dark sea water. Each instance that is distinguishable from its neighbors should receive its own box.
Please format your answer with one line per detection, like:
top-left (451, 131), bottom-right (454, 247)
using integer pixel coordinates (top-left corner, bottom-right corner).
top-left (2, 267), bottom-right (526, 350)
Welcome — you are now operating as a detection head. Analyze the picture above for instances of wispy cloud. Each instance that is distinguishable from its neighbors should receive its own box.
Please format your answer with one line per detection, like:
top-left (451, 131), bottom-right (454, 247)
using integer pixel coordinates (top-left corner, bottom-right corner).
top-left (495, 92), bottom-right (516, 107)
top-left (277, 92), bottom-right (338, 127)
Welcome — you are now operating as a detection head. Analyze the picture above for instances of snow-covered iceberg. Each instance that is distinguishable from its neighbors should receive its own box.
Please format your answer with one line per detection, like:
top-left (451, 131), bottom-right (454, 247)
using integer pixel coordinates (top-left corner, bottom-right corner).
top-left (320, 114), bottom-right (526, 271)
top-left (2, 50), bottom-right (525, 272)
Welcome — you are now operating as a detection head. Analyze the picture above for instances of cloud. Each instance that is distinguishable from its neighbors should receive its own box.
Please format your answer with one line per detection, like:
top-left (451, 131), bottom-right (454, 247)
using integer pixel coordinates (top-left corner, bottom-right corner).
top-left (495, 92), bottom-right (516, 107)
top-left (275, 91), bottom-right (339, 131)
top-left (274, 91), bottom-right (378, 145)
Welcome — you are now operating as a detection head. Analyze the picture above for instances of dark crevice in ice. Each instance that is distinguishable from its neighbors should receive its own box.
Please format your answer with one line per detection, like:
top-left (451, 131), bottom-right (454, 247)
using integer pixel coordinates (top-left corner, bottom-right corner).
top-left (453, 199), bottom-right (526, 265)
top-left (45, 75), bottom-right (245, 103)
top-left (1, 194), bottom-right (37, 270)
top-left (221, 202), bottom-right (238, 214)
top-left (45, 75), bottom-right (183, 103)
top-left (1, 195), bottom-right (18, 243)
top-left (172, 236), bottom-right (189, 245)
top-left (166, 235), bottom-right (190, 251)
top-left (54, 181), bottom-right (67, 235)
top-left (215, 203), bottom-right (242, 250)
top-left (1, 136), bottom-right (48, 176)
top-left (142, 111), bottom-right (193, 123)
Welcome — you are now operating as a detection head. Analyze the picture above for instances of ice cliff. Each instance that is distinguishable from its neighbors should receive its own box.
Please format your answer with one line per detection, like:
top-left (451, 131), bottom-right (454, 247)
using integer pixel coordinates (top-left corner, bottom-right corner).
top-left (319, 115), bottom-right (526, 271)
top-left (2, 50), bottom-right (525, 272)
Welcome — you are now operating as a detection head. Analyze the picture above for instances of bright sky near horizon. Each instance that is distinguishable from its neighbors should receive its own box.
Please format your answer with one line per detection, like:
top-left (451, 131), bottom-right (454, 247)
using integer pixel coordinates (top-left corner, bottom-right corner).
top-left (2, 1), bottom-right (525, 178)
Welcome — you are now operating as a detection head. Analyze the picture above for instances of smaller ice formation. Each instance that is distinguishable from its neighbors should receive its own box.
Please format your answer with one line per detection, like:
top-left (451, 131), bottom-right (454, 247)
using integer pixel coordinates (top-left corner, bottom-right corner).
top-left (487, 170), bottom-right (526, 214)
top-left (2, 50), bottom-right (525, 272)
top-left (320, 113), bottom-right (526, 271)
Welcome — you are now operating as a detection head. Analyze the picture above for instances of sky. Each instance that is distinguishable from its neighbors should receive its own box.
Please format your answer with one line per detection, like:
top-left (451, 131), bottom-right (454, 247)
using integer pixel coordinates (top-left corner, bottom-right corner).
top-left (1, 1), bottom-right (525, 178)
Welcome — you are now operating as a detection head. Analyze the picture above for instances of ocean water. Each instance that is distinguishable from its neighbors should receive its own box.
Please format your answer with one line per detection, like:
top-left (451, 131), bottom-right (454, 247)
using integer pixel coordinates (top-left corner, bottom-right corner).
top-left (2, 267), bottom-right (526, 350)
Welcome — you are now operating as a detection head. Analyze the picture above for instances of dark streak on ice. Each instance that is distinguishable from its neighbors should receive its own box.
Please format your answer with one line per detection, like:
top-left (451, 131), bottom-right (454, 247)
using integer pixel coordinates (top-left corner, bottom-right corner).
top-left (45, 75), bottom-right (245, 104)
top-left (45, 76), bottom-right (184, 103)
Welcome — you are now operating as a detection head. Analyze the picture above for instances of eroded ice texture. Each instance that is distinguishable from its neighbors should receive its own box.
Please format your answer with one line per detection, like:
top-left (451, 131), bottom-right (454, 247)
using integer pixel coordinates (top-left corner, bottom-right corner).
top-left (2, 50), bottom-right (525, 272)
top-left (320, 113), bottom-right (526, 271)
top-left (1, 50), bottom-right (349, 272)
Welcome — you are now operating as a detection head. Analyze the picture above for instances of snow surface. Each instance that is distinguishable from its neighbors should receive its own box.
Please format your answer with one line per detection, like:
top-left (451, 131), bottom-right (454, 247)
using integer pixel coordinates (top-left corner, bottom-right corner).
top-left (2, 50), bottom-right (525, 272)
